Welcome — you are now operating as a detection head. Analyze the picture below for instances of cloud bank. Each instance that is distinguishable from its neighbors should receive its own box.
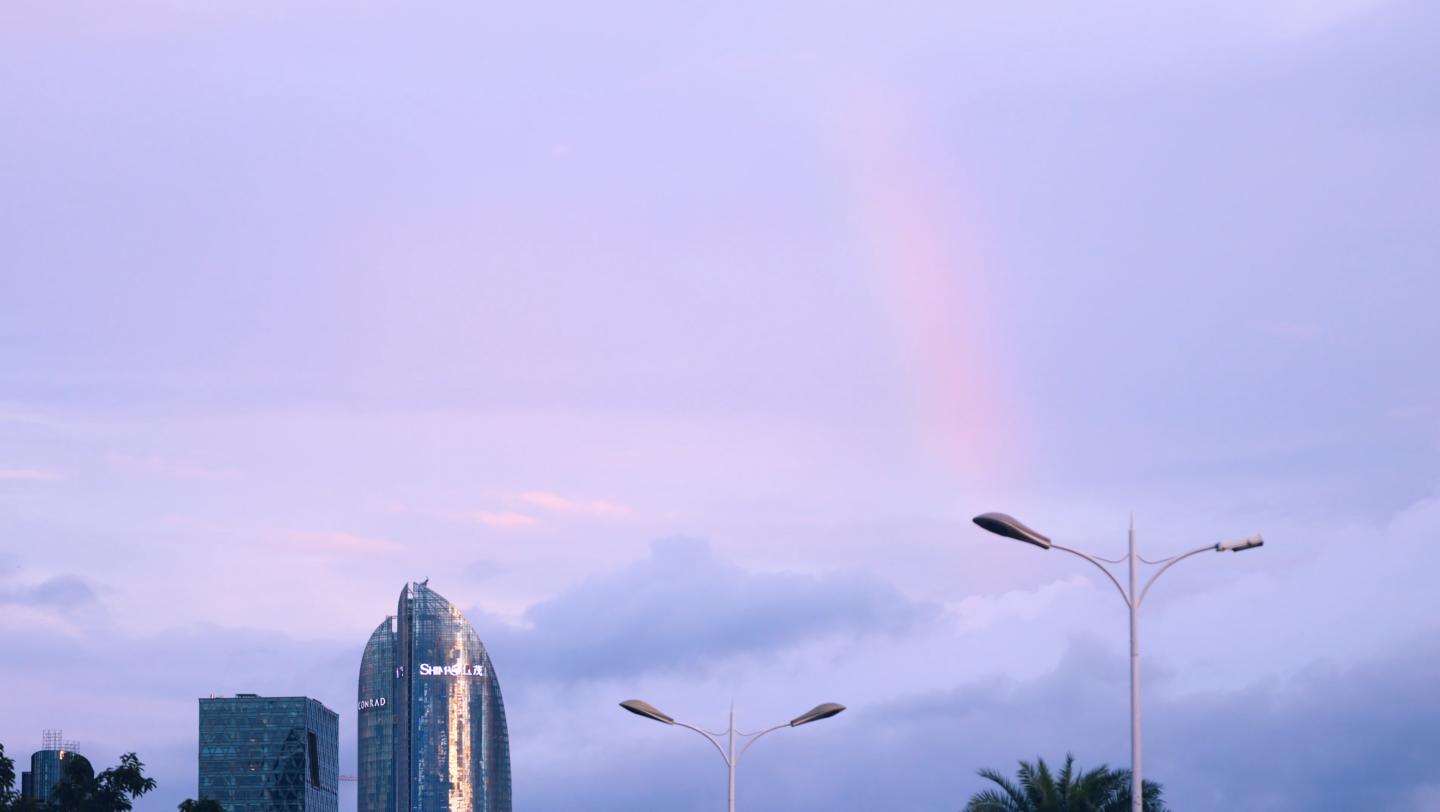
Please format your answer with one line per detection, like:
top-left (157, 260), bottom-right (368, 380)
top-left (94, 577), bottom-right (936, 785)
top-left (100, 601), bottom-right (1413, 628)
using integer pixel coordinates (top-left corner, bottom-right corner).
top-left (475, 537), bottom-right (934, 682)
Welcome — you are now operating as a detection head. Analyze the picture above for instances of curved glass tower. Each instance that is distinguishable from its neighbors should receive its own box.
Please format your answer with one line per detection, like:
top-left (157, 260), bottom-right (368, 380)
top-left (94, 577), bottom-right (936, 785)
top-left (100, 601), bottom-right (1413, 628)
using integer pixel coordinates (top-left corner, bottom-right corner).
top-left (358, 618), bottom-right (397, 812)
top-left (358, 582), bottom-right (511, 812)
top-left (26, 747), bottom-right (89, 805)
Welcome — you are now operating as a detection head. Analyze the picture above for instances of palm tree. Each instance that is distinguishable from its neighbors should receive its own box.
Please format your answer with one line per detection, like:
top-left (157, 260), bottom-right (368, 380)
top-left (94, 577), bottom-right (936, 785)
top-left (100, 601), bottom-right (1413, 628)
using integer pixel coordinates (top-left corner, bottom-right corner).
top-left (963, 753), bottom-right (1169, 812)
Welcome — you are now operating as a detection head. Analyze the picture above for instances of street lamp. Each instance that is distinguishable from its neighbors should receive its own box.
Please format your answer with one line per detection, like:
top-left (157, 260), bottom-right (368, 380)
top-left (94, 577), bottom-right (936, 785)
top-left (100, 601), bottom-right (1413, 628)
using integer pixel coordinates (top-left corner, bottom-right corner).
top-left (619, 699), bottom-right (845, 812)
top-left (972, 512), bottom-right (1262, 812)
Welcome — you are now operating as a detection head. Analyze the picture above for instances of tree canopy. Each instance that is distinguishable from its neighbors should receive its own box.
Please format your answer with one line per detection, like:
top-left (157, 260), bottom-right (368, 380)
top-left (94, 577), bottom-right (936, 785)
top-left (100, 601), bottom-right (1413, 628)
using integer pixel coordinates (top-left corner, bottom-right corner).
top-left (0, 745), bottom-right (155, 812)
top-left (52, 751), bottom-right (156, 812)
top-left (0, 745), bottom-right (16, 812)
top-left (963, 753), bottom-right (1170, 812)
top-left (0, 745), bottom-right (38, 812)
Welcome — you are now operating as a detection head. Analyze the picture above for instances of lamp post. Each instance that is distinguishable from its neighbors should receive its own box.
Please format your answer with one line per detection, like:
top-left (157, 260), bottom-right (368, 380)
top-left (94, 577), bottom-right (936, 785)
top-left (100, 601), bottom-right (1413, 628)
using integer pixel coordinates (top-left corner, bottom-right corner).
top-left (620, 699), bottom-right (845, 812)
top-left (972, 512), bottom-right (1262, 812)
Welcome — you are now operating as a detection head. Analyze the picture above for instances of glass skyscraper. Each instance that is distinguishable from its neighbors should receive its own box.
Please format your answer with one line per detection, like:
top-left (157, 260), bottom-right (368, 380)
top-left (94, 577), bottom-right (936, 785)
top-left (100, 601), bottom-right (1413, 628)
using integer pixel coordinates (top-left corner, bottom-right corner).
top-left (198, 695), bottom-right (339, 812)
top-left (22, 732), bottom-right (85, 805)
top-left (358, 582), bottom-right (511, 812)
top-left (358, 617), bottom-right (397, 812)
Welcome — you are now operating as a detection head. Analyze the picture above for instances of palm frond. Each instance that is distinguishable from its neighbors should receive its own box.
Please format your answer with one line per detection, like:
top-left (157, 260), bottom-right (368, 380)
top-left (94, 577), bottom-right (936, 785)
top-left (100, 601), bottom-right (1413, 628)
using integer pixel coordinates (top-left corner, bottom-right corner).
top-left (963, 788), bottom-right (1028, 812)
top-left (1057, 753), bottom-right (1076, 801)
top-left (975, 767), bottom-right (1027, 806)
top-left (1097, 768), bottom-right (1170, 812)
top-left (965, 754), bottom-right (1170, 812)
top-left (1017, 757), bottom-right (1061, 809)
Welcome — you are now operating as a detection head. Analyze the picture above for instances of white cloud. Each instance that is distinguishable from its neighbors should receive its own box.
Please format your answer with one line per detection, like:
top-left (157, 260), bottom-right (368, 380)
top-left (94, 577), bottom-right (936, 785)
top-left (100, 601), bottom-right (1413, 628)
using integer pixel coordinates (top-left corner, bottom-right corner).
top-left (944, 575), bottom-right (1092, 632)
top-left (0, 468), bottom-right (60, 480)
top-left (435, 492), bottom-right (628, 528)
top-left (274, 531), bottom-right (403, 553)
top-left (106, 454), bottom-right (240, 480)
top-left (516, 491), bottom-right (630, 518)
top-left (476, 511), bottom-right (539, 528)
top-left (1406, 784), bottom-right (1440, 812)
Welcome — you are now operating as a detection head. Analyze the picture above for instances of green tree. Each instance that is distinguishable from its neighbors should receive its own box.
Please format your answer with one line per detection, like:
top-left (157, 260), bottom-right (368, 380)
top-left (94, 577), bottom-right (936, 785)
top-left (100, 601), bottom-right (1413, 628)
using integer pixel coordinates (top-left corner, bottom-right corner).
top-left (964, 753), bottom-right (1169, 812)
top-left (50, 752), bottom-right (156, 812)
top-left (0, 744), bottom-right (16, 811)
top-left (177, 799), bottom-right (226, 812)
top-left (0, 745), bottom-right (38, 812)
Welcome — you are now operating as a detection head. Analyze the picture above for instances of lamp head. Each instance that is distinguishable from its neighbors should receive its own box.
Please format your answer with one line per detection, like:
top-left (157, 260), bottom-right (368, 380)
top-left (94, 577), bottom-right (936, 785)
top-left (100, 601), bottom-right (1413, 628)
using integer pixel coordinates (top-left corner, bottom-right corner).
top-left (972, 513), bottom-right (1052, 549)
top-left (790, 703), bottom-right (846, 727)
top-left (619, 700), bottom-right (675, 724)
top-left (1217, 534), bottom-right (1263, 552)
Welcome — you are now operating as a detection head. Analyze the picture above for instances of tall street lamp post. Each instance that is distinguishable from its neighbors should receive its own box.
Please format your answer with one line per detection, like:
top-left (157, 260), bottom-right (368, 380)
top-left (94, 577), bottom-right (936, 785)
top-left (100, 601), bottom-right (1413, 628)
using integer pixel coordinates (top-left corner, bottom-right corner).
top-left (972, 512), bottom-right (1263, 812)
top-left (620, 699), bottom-right (845, 812)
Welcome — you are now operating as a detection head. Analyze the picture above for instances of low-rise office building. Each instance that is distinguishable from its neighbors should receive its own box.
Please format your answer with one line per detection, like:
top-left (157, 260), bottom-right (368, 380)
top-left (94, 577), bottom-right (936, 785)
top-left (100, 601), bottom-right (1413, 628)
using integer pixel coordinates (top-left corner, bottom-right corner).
top-left (198, 694), bottom-right (339, 812)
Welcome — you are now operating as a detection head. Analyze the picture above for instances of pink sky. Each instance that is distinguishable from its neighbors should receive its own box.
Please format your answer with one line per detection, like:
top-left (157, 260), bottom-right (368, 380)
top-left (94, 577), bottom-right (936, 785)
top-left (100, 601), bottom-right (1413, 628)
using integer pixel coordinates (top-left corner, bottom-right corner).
top-left (2, 1), bottom-right (1439, 811)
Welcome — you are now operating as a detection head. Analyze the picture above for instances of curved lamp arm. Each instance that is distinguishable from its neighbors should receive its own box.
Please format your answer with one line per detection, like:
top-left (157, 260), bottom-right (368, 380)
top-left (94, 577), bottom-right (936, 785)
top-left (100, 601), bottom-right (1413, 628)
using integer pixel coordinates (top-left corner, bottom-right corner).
top-left (735, 703), bottom-right (846, 763)
top-left (621, 700), bottom-right (845, 772)
top-left (673, 721), bottom-right (734, 766)
top-left (621, 700), bottom-right (734, 765)
top-left (1136, 545), bottom-right (1218, 607)
top-left (974, 513), bottom-right (1262, 609)
top-left (733, 724), bottom-right (789, 763)
top-left (1052, 543), bottom-right (1132, 606)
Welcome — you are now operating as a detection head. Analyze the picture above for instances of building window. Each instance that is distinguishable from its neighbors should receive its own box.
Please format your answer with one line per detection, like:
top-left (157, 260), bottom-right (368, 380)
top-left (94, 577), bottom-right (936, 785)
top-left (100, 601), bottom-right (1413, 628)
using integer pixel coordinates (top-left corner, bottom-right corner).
top-left (308, 732), bottom-right (320, 789)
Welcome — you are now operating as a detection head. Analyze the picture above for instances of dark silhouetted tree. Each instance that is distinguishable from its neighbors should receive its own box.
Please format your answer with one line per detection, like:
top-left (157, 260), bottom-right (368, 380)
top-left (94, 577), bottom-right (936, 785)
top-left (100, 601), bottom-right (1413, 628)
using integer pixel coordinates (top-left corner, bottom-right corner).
top-left (0, 744), bottom-right (15, 811)
top-left (50, 752), bottom-right (155, 812)
top-left (0, 744), bottom-right (39, 812)
top-left (0, 745), bottom-right (41, 812)
top-left (964, 753), bottom-right (1169, 812)
top-left (177, 799), bottom-right (225, 812)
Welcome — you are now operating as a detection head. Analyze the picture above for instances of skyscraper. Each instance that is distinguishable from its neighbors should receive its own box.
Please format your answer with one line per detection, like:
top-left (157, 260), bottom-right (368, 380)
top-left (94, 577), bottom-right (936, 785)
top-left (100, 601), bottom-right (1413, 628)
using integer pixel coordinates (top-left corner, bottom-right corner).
top-left (198, 694), bottom-right (339, 812)
top-left (358, 582), bottom-right (511, 812)
top-left (357, 617), bottom-right (397, 812)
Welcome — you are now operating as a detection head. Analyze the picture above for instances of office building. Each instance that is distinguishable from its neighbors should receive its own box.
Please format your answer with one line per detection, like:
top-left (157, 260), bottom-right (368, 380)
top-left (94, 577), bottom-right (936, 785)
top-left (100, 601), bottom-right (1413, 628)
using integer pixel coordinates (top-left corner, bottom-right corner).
top-left (22, 731), bottom-right (86, 805)
top-left (358, 581), bottom-right (511, 812)
top-left (199, 694), bottom-right (339, 812)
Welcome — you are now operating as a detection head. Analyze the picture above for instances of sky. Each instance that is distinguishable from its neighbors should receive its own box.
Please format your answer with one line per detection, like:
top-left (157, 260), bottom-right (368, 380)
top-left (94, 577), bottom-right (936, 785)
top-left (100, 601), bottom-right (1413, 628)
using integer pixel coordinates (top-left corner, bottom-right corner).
top-left (1, 0), bottom-right (1438, 811)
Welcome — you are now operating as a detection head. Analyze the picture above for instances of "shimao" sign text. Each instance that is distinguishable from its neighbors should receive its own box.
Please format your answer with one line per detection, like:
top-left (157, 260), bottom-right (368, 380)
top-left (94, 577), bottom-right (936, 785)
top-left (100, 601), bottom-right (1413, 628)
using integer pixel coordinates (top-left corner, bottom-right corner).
top-left (419, 663), bottom-right (485, 677)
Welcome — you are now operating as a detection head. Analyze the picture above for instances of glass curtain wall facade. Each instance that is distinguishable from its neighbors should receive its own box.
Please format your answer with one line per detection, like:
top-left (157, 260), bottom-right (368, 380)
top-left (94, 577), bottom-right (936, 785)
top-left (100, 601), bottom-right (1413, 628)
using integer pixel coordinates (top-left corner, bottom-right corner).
top-left (358, 617), bottom-right (397, 812)
top-left (25, 749), bottom-right (88, 804)
top-left (199, 695), bottom-right (339, 812)
top-left (358, 582), bottom-right (511, 812)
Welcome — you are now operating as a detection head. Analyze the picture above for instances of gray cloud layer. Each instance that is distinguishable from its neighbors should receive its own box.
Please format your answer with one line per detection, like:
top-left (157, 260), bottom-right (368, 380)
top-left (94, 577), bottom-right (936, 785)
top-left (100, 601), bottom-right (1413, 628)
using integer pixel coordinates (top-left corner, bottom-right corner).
top-left (3, 540), bottom-right (1438, 812)
top-left (520, 634), bottom-right (1440, 812)
top-left (473, 537), bottom-right (934, 681)
top-left (0, 574), bottom-right (98, 610)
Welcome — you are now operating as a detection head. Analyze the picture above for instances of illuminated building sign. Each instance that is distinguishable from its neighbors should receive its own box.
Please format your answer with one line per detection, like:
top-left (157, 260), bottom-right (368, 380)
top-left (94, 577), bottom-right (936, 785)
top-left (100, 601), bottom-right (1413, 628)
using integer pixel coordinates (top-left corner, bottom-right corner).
top-left (358, 697), bottom-right (387, 710)
top-left (418, 663), bottom-right (485, 677)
